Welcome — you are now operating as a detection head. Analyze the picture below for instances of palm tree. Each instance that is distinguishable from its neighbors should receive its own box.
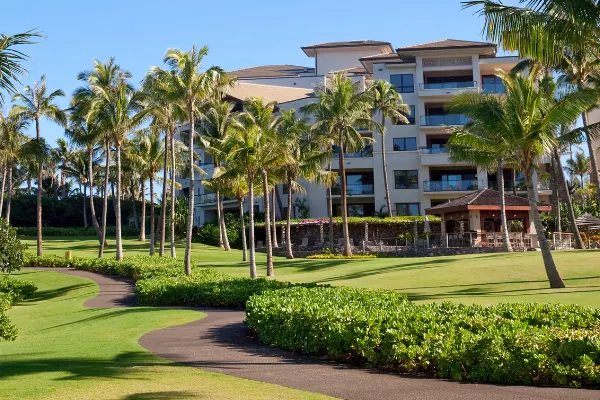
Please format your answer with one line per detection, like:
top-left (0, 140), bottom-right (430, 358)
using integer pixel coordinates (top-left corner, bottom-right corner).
top-left (51, 138), bottom-right (74, 198)
top-left (369, 80), bottom-right (410, 218)
top-left (471, 71), bottom-right (599, 287)
top-left (198, 99), bottom-right (238, 251)
top-left (564, 152), bottom-right (590, 188)
top-left (0, 30), bottom-right (41, 105)
top-left (12, 76), bottom-right (67, 256)
top-left (302, 73), bottom-right (373, 256)
top-left (465, 0), bottom-right (600, 210)
top-left (150, 46), bottom-right (229, 274)
top-left (446, 90), bottom-right (513, 252)
top-left (0, 108), bottom-right (29, 223)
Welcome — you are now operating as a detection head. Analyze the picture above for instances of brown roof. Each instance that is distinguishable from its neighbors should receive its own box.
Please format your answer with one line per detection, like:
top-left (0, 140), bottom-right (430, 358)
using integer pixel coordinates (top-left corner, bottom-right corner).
top-left (330, 66), bottom-right (370, 75)
top-left (229, 65), bottom-right (315, 79)
top-left (426, 189), bottom-right (552, 214)
top-left (359, 53), bottom-right (416, 73)
top-left (302, 40), bottom-right (393, 57)
top-left (225, 82), bottom-right (314, 104)
top-left (397, 39), bottom-right (496, 53)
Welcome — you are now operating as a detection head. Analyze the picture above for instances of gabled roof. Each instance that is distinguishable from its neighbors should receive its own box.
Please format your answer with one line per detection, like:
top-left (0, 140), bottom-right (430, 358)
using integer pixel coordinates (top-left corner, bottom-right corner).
top-left (229, 64), bottom-right (315, 79)
top-left (426, 189), bottom-right (551, 214)
top-left (225, 82), bottom-right (314, 104)
top-left (302, 40), bottom-right (393, 57)
top-left (396, 39), bottom-right (496, 53)
top-left (359, 53), bottom-right (416, 73)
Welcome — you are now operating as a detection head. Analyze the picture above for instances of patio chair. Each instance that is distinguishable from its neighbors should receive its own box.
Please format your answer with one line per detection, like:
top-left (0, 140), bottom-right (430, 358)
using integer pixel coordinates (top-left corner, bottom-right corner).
top-left (299, 237), bottom-right (309, 248)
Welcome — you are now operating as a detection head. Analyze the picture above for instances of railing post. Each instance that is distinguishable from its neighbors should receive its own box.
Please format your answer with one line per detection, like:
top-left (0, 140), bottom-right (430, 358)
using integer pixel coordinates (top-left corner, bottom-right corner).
top-left (444, 234), bottom-right (449, 248)
top-left (362, 240), bottom-right (366, 253)
top-left (395, 238), bottom-right (398, 255)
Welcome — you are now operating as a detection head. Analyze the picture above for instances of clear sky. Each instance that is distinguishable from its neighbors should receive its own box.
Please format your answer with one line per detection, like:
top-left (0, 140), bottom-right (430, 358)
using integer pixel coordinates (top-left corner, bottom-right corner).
top-left (1, 0), bottom-right (498, 143)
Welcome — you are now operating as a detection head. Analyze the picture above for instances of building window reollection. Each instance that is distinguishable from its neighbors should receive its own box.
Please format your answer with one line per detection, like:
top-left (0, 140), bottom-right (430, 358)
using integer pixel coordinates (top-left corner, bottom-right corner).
top-left (390, 74), bottom-right (414, 93)
top-left (395, 105), bottom-right (415, 125)
top-left (393, 137), bottom-right (417, 151)
top-left (396, 203), bottom-right (420, 216)
top-left (394, 170), bottom-right (419, 189)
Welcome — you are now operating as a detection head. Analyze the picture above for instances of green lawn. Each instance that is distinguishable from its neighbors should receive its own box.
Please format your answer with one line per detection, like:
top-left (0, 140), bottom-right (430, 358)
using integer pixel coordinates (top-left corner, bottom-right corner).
top-left (0, 269), bottom-right (330, 400)
top-left (23, 237), bottom-right (600, 308)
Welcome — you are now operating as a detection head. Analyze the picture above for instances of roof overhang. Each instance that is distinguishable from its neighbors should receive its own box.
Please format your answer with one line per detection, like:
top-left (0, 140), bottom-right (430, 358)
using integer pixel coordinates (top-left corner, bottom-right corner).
top-left (426, 204), bottom-right (552, 215)
top-left (302, 42), bottom-right (393, 58)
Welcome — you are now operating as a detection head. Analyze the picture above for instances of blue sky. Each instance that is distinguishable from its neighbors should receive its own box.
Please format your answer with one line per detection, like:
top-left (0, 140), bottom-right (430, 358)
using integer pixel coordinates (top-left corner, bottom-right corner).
top-left (1, 0), bottom-right (496, 143)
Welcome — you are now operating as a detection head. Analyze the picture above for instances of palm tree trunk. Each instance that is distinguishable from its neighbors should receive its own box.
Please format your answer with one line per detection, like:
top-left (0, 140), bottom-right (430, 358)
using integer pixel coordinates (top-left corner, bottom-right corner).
top-left (218, 191), bottom-right (231, 251)
top-left (184, 105), bottom-right (195, 275)
top-left (159, 131), bottom-right (169, 257)
top-left (216, 190), bottom-right (224, 248)
top-left (115, 144), bottom-right (123, 261)
top-left (338, 133), bottom-right (352, 256)
top-left (275, 187), bottom-right (284, 220)
top-left (139, 181), bottom-right (146, 241)
top-left (62, 175), bottom-right (67, 198)
top-left (262, 169), bottom-right (274, 276)
top-left (27, 177), bottom-right (31, 195)
top-left (35, 117), bottom-right (43, 257)
top-left (131, 182), bottom-right (139, 230)
top-left (526, 166), bottom-right (565, 288)
top-left (247, 173), bottom-right (257, 278)
top-left (552, 147), bottom-right (584, 249)
top-left (380, 114), bottom-right (392, 217)
top-left (83, 183), bottom-right (88, 228)
top-left (6, 163), bottom-right (13, 224)
top-left (271, 188), bottom-right (278, 248)
top-left (286, 176), bottom-right (294, 259)
top-left (512, 168), bottom-right (517, 196)
top-left (98, 141), bottom-right (111, 258)
top-left (88, 149), bottom-right (103, 245)
top-left (170, 129), bottom-right (177, 258)
top-left (111, 182), bottom-right (117, 217)
top-left (582, 112), bottom-right (600, 207)
top-left (150, 177), bottom-right (156, 255)
top-left (497, 160), bottom-right (512, 252)
top-left (328, 162), bottom-right (334, 251)
top-left (239, 199), bottom-right (247, 262)
top-left (0, 162), bottom-right (6, 218)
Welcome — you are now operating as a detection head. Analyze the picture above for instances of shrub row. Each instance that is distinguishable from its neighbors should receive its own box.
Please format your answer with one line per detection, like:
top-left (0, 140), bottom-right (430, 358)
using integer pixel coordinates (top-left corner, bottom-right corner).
top-left (246, 286), bottom-right (600, 387)
top-left (0, 276), bottom-right (38, 341)
top-left (16, 226), bottom-right (139, 237)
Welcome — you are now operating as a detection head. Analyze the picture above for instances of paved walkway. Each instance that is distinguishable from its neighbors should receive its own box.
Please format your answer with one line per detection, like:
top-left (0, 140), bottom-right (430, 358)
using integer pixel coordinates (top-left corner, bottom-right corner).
top-left (37, 268), bottom-right (599, 400)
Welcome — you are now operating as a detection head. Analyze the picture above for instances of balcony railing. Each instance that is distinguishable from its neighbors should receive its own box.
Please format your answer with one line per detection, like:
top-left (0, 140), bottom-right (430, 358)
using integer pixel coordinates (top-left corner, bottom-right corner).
top-left (423, 180), bottom-right (478, 192)
top-left (422, 146), bottom-right (449, 154)
top-left (197, 193), bottom-right (217, 204)
top-left (333, 148), bottom-right (373, 158)
top-left (421, 114), bottom-right (469, 126)
top-left (331, 184), bottom-right (374, 196)
top-left (488, 181), bottom-right (550, 191)
top-left (419, 81), bottom-right (477, 90)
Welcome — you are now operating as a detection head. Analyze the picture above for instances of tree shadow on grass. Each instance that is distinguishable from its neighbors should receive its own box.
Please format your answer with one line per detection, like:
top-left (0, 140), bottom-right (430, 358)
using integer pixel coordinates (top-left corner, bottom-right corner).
top-left (40, 307), bottom-right (162, 331)
top-left (0, 351), bottom-right (160, 381)
top-left (24, 283), bottom-right (95, 303)
top-left (122, 392), bottom-right (199, 400)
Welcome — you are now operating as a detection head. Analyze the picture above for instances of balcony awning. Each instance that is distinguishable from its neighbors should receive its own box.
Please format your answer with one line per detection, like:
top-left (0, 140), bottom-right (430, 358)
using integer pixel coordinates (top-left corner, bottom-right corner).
top-left (425, 188), bottom-right (552, 215)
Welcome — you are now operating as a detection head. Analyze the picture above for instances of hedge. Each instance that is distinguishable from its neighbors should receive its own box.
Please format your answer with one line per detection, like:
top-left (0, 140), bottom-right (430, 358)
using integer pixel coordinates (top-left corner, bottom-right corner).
top-left (258, 215), bottom-right (441, 227)
top-left (16, 226), bottom-right (139, 237)
top-left (0, 276), bottom-right (38, 341)
top-left (246, 287), bottom-right (600, 387)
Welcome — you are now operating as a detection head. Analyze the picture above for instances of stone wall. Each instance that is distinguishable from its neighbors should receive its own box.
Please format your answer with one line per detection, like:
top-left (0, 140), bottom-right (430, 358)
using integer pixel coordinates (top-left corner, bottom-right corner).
top-left (271, 245), bottom-right (507, 258)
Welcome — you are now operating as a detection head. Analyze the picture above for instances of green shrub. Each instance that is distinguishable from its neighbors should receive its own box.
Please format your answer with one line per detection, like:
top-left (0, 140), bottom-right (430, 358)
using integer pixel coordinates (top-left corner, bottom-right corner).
top-left (246, 287), bottom-right (600, 387)
top-left (0, 218), bottom-right (27, 273)
top-left (16, 226), bottom-right (139, 237)
top-left (136, 269), bottom-right (314, 309)
top-left (0, 312), bottom-right (17, 341)
top-left (0, 276), bottom-right (37, 303)
top-left (306, 254), bottom-right (377, 259)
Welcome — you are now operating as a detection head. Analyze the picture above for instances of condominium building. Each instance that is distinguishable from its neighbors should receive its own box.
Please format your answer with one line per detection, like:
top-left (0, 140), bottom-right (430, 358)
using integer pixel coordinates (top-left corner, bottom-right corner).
top-left (178, 39), bottom-right (552, 226)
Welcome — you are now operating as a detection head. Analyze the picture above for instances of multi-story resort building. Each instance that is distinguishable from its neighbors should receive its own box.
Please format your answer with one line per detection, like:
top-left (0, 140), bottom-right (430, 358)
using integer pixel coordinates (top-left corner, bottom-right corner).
top-left (178, 39), bottom-right (552, 227)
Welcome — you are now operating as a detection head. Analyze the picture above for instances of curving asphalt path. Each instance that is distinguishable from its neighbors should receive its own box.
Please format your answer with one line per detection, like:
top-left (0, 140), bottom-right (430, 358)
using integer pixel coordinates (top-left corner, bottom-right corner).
top-left (35, 268), bottom-right (599, 400)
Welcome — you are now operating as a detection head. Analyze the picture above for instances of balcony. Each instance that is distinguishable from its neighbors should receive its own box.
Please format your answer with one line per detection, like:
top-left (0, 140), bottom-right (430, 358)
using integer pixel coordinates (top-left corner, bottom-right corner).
top-left (420, 81), bottom-right (477, 90)
top-left (422, 146), bottom-right (449, 154)
top-left (197, 193), bottom-right (235, 205)
top-left (332, 148), bottom-right (373, 158)
top-left (421, 114), bottom-right (469, 127)
top-left (423, 180), bottom-right (478, 192)
top-left (331, 184), bottom-right (374, 196)
top-left (488, 181), bottom-right (551, 192)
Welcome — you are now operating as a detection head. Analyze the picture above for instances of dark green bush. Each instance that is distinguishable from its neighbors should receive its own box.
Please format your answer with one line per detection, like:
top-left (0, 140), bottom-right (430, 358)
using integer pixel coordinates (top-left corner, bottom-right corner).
top-left (0, 312), bottom-right (17, 341)
top-left (0, 218), bottom-right (27, 273)
top-left (246, 287), bottom-right (600, 387)
top-left (136, 271), bottom-right (313, 309)
top-left (0, 276), bottom-right (38, 303)
top-left (16, 225), bottom-right (139, 237)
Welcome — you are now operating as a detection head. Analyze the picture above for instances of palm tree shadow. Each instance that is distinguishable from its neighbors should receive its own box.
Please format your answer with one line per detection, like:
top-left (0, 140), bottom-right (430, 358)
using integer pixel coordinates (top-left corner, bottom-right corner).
top-left (121, 392), bottom-right (199, 400)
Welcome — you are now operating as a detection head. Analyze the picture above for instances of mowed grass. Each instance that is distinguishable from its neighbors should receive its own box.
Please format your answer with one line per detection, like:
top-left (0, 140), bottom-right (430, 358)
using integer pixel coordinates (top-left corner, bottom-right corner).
top-left (0, 269), bottom-right (330, 400)
top-left (23, 236), bottom-right (600, 308)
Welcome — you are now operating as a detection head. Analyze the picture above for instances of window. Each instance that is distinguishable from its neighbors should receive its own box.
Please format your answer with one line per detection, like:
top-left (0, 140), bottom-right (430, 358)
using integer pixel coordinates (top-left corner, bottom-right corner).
top-left (395, 105), bottom-right (415, 125)
top-left (396, 203), bottom-right (420, 216)
top-left (390, 74), bottom-right (414, 93)
top-left (393, 137), bottom-right (417, 151)
top-left (482, 75), bottom-right (505, 94)
top-left (394, 170), bottom-right (419, 189)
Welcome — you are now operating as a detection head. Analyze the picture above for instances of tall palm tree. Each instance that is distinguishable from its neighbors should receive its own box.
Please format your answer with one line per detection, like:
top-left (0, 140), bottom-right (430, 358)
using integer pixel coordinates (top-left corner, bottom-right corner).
top-left (468, 71), bottom-right (599, 288)
top-left (51, 138), bottom-right (74, 198)
top-left (302, 73), bottom-right (373, 256)
top-left (465, 0), bottom-right (600, 209)
top-left (149, 46), bottom-right (229, 274)
top-left (564, 152), bottom-right (590, 187)
top-left (446, 90), bottom-right (513, 252)
top-left (0, 30), bottom-right (41, 105)
top-left (0, 108), bottom-right (29, 223)
top-left (369, 80), bottom-right (410, 217)
top-left (12, 76), bottom-right (67, 256)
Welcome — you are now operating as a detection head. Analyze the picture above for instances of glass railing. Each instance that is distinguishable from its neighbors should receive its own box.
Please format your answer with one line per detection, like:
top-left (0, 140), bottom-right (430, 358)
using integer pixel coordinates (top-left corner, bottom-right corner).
top-left (332, 148), bottom-right (373, 158)
top-left (331, 184), bottom-right (375, 196)
top-left (422, 146), bottom-right (449, 154)
top-left (197, 193), bottom-right (217, 204)
top-left (420, 81), bottom-right (477, 90)
top-left (423, 180), bottom-right (478, 192)
top-left (488, 181), bottom-right (550, 191)
top-left (421, 115), bottom-right (470, 126)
